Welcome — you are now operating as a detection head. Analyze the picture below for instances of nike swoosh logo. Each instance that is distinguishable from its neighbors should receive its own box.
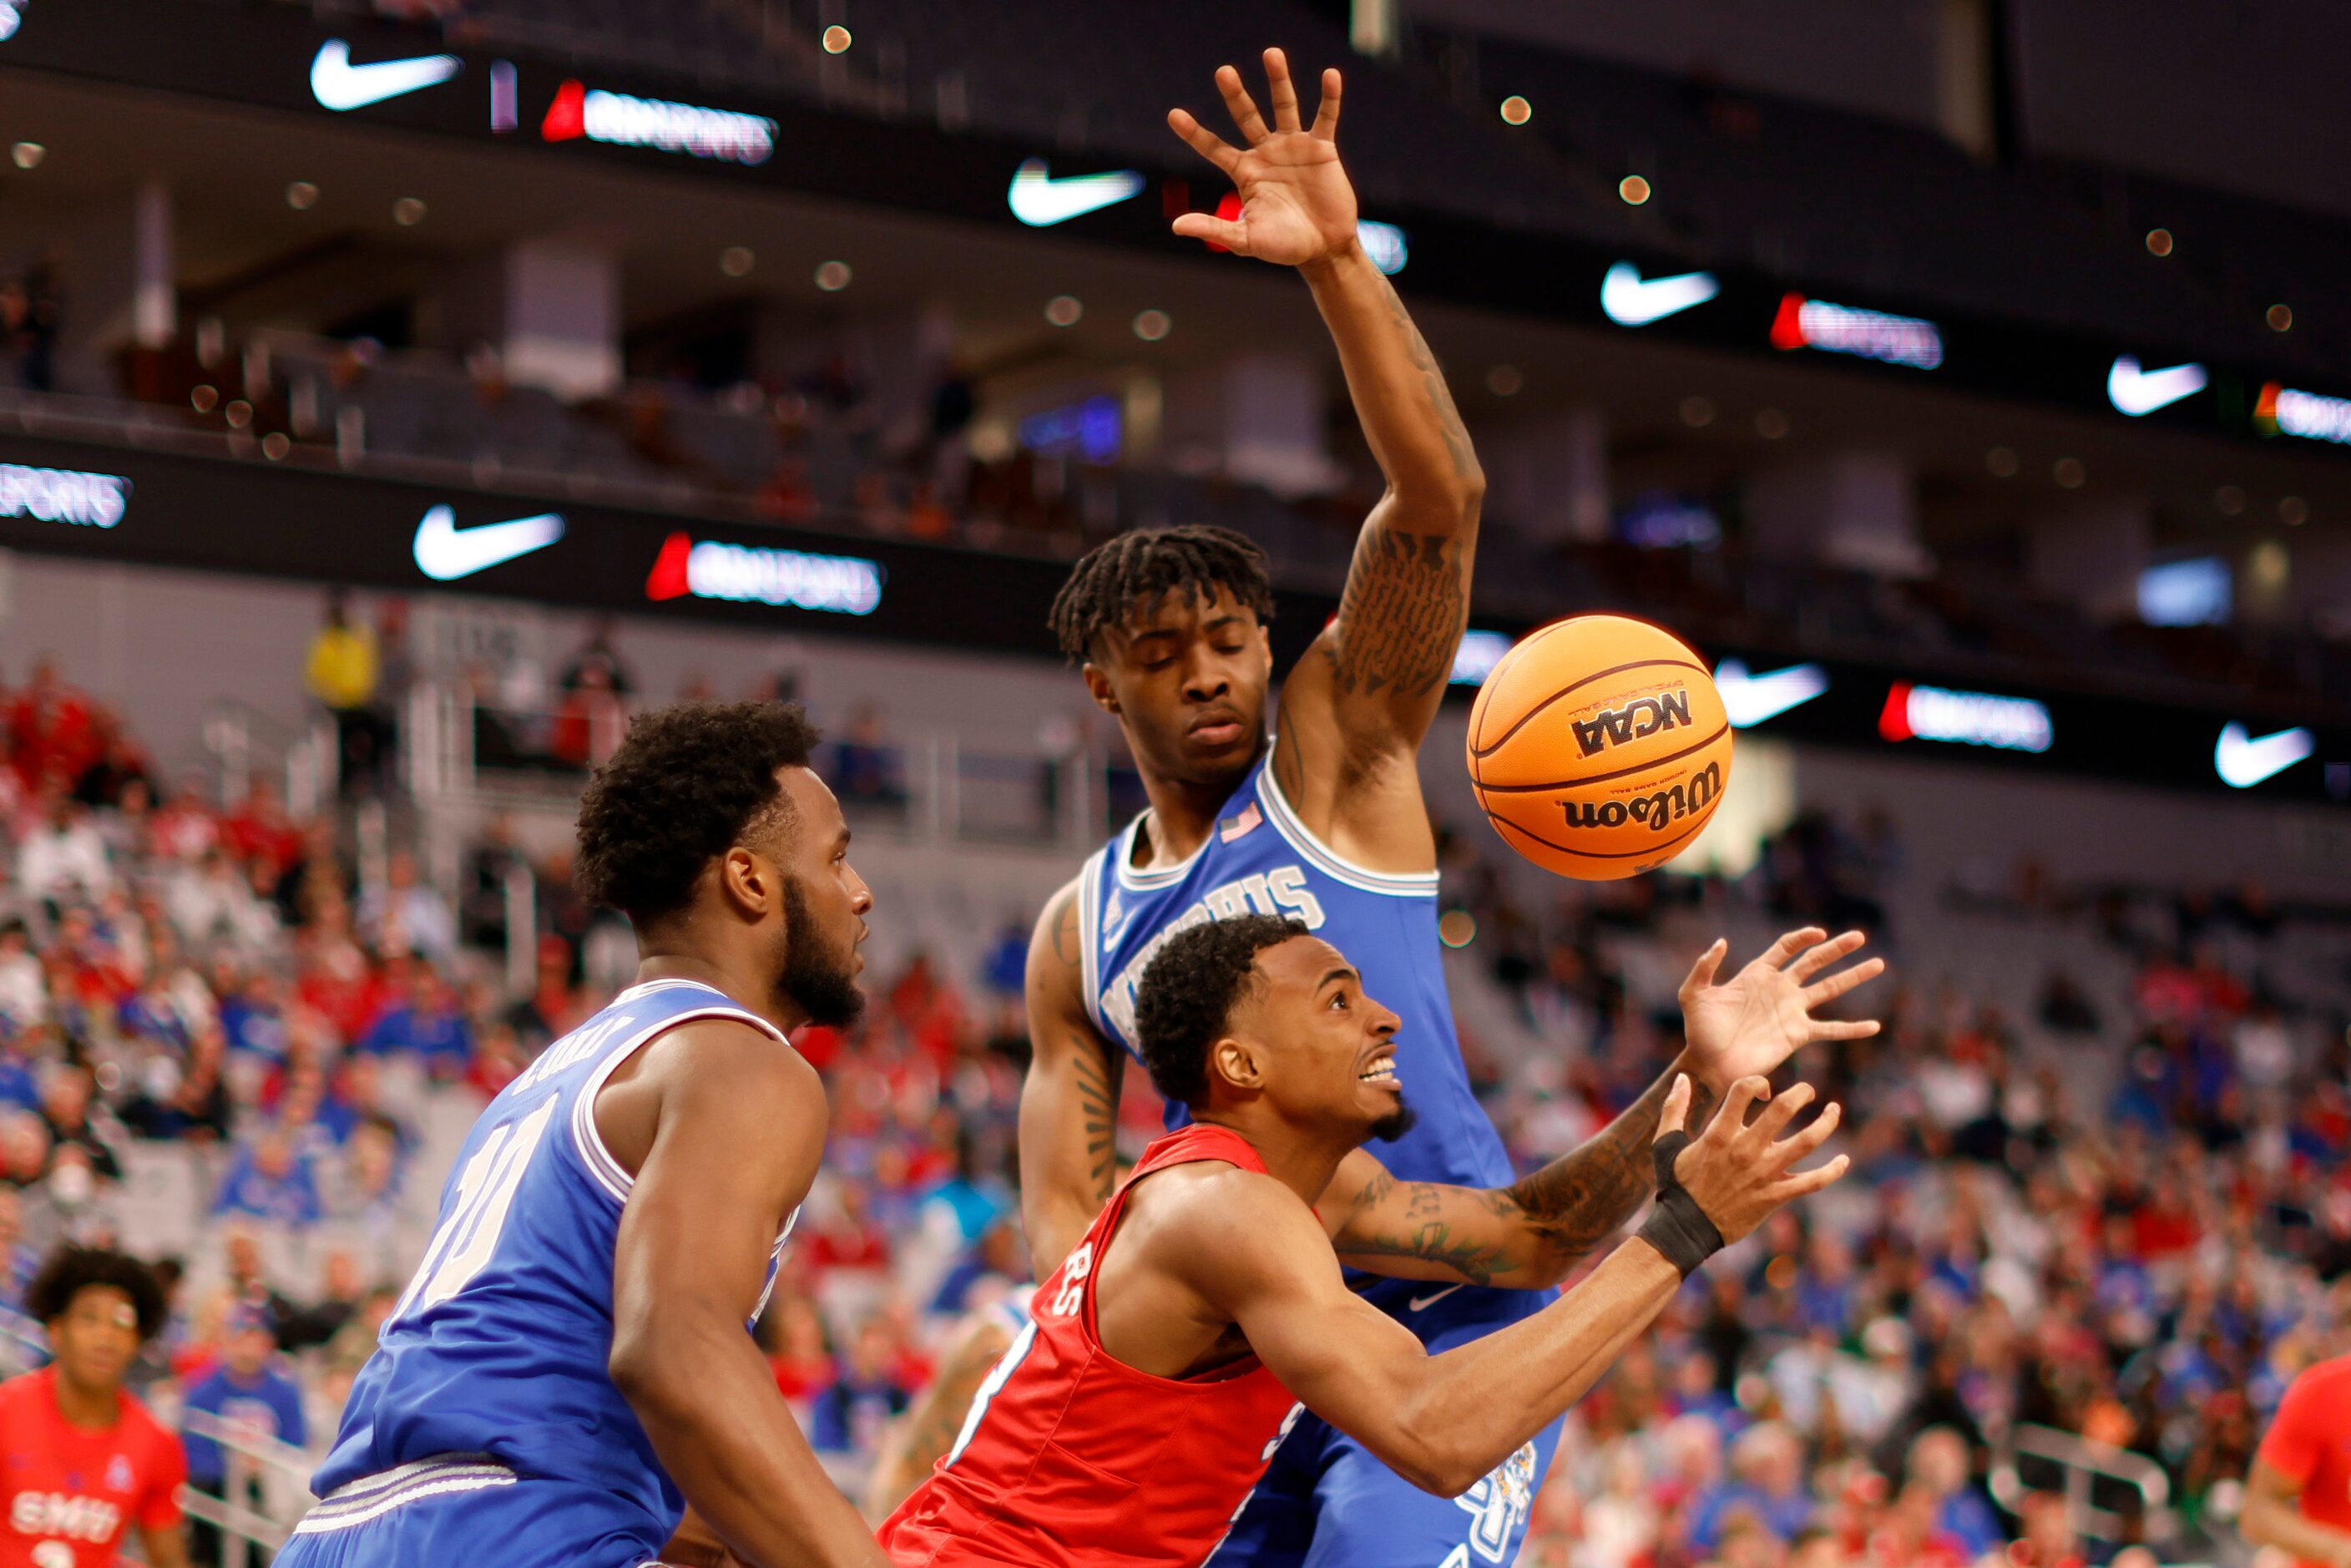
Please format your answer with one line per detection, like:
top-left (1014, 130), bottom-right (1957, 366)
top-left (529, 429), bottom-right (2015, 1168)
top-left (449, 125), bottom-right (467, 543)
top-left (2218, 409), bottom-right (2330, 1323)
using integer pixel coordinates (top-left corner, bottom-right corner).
top-left (1408, 1283), bottom-right (1466, 1313)
top-left (1716, 660), bottom-right (1830, 729)
top-left (2107, 355), bottom-right (2207, 417)
top-left (1007, 159), bottom-right (1145, 227)
top-left (1600, 261), bottom-right (1719, 327)
top-left (412, 505), bottom-right (565, 580)
top-left (2214, 722), bottom-right (2313, 789)
top-left (311, 40), bottom-right (463, 113)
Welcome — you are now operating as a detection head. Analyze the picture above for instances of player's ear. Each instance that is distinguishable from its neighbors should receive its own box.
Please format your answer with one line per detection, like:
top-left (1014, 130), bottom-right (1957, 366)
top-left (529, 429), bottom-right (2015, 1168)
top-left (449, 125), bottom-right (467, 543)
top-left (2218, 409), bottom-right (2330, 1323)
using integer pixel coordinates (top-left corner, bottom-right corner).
top-left (717, 844), bottom-right (776, 919)
top-left (1210, 1035), bottom-right (1264, 1094)
top-left (1080, 661), bottom-right (1120, 717)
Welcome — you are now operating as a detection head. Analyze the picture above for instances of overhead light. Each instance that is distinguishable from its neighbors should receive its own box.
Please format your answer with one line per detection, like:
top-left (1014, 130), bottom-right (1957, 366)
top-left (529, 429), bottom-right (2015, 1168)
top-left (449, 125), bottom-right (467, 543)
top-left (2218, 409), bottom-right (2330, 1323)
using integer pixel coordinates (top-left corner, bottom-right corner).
top-left (2214, 484), bottom-right (2245, 516)
top-left (1356, 220), bottom-right (1408, 276)
top-left (1449, 630), bottom-right (1514, 686)
top-left (1679, 396), bottom-right (1715, 428)
top-left (1772, 292), bottom-right (1943, 369)
top-left (814, 260), bottom-right (852, 291)
top-left (9, 142), bottom-right (43, 170)
top-left (720, 246), bottom-right (754, 277)
top-left (1499, 95), bottom-right (1531, 126)
top-left (1044, 295), bottom-right (1083, 327)
top-left (1618, 175), bottom-right (1651, 205)
top-left (1486, 365), bottom-right (1522, 397)
top-left (1753, 408), bottom-right (1789, 439)
top-left (286, 180), bottom-right (320, 210)
top-left (2280, 496), bottom-right (2308, 525)
top-left (2145, 228), bottom-right (2173, 257)
top-left (392, 196), bottom-right (427, 225)
top-left (822, 24), bottom-right (852, 53)
top-left (1984, 446), bottom-right (2019, 478)
top-left (1131, 310), bottom-right (1170, 341)
top-left (2054, 458), bottom-right (2086, 488)
top-left (2267, 303), bottom-right (2294, 332)
top-left (0, 4), bottom-right (20, 42)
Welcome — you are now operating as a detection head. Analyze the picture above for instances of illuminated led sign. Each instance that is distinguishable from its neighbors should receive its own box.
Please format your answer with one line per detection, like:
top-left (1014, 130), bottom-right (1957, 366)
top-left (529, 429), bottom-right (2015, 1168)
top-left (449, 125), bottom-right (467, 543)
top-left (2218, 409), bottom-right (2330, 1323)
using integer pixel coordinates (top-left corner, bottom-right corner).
top-left (1878, 681), bottom-right (2050, 752)
top-left (542, 80), bottom-right (775, 164)
top-left (1356, 220), bottom-right (1409, 276)
top-left (1449, 630), bottom-right (1513, 685)
top-left (0, 463), bottom-right (130, 528)
top-left (1006, 159), bottom-right (1144, 226)
top-left (2256, 382), bottom-right (2351, 445)
top-left (1771, 293), bottom-right (1943, 370)
top-left (1715, 660), bottom-right (1828, 727)
top-left (2214, 722), bottom-right (2313, 788)
top-left (1600, 261), bottom-right (1718, 327)
top-left (2106, 356), bottom-right (2206, 417)
top-left (645, 531), bottom-right (882, 615)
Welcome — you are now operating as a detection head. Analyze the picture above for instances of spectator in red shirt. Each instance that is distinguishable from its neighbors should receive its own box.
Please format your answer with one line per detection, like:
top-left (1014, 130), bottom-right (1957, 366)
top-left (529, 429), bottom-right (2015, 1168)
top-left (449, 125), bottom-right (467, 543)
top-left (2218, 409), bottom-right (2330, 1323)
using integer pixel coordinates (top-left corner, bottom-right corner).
top-left (8, 657), bottom-right (95, 790)
top-left (0, 1246), bottom-right (188, 1568)
top-left (765, 1293), bottom-right (838, 1404)
top-left (219, 777), bottom-right (303, 884)
top-left (2243, 1352), bottom-right (2351, 1568)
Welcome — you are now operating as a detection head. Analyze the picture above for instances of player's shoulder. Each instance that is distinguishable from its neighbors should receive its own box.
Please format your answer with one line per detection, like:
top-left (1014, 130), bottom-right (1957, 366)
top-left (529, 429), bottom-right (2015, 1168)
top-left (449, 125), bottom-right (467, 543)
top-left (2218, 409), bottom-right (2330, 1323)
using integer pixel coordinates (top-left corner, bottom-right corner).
top-left (0, 1366), bottom-right (43, 1421)
top-left (1129, 1161), bottom-right (1319, 1250)
top-left (2291, 1353), bottom-right (2351, 1397)
top-left (114, 1388), bottom-right (178, 1450)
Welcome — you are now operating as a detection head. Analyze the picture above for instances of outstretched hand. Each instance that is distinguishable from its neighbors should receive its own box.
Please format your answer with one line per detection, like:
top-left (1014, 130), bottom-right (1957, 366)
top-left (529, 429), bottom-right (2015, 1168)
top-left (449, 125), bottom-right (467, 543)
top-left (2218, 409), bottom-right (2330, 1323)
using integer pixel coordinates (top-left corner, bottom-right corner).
top-left (1656, 1073), bottom-right (1848, 1246)
top-left (1168, 48), bottom-right (1359, 267)
top-left (1679, 928), bottom-right (1884, 1091)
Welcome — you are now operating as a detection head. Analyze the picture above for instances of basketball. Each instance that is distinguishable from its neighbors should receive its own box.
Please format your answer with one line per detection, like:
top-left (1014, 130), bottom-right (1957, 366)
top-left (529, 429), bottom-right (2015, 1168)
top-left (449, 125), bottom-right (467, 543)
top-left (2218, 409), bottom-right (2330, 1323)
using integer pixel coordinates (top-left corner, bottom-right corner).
top-left (1465, 615), bottom-right (1733, 881)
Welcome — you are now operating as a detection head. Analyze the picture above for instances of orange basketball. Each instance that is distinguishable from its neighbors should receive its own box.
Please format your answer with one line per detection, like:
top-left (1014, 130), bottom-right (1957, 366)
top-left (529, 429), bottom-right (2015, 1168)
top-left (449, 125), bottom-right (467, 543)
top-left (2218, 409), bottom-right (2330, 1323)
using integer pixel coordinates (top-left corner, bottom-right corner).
top-left (1465, 615), bottom-right (1732, 881)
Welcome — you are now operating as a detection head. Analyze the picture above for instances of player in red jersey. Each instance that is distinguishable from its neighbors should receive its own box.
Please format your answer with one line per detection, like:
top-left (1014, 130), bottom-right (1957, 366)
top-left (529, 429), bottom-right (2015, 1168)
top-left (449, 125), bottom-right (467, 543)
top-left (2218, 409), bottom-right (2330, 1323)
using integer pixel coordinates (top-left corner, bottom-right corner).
top-left (0, 1247), bottom-right (188, 1568)
top-left (2243, 1352), bottom-right (2351, 1568)
top-left (881, 914), bottom-right (1861, 1567)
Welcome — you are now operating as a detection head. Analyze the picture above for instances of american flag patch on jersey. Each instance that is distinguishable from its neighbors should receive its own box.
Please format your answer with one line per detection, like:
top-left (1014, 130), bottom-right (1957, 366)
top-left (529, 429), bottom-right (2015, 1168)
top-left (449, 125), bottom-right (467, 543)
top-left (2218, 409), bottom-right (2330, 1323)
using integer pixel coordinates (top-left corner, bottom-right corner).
top-left (1219, 802), bottom-right (1262, 842)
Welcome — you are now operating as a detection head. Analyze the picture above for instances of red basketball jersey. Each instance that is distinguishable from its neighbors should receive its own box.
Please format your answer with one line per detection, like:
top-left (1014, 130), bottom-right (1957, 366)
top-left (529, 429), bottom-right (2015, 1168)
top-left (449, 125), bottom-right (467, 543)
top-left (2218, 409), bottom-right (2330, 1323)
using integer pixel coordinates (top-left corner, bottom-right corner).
top-left (880, 1124), bottom-right (1303, 1568)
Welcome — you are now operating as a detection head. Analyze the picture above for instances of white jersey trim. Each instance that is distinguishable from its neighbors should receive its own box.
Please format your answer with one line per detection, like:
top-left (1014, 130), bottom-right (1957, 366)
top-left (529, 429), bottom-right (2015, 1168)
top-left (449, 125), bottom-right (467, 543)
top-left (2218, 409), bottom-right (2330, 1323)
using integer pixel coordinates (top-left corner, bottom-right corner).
top-left (1075, 849), bottom-right (1112, 1040)
top-left (1257, 766), bottom-right (1441, 898)
top-left (296, 1454), bottom-right (518, 1533)
top-left (569, 996), bottom-right (791, 1205)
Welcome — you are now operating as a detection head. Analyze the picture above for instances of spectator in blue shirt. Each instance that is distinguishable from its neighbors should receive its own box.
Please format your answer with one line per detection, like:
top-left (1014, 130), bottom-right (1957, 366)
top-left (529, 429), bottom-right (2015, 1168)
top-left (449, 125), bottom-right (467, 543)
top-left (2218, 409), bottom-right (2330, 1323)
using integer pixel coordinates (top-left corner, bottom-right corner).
top-left (183, 1302), bottom-right (307, 1565)
top-left (808, 1318), bottom-right (911, 1456)
top-left (213, 1130), bottom-right (322, 1228)
top-left (1689, 1421), bottom-right (1814, 1550)
top-left (217, 970), bottom-right (290, 1066)
top-left (1906, 1426), bottom-right (2003, 1559)
top-left (357, 964), bottom-right (472, 1078)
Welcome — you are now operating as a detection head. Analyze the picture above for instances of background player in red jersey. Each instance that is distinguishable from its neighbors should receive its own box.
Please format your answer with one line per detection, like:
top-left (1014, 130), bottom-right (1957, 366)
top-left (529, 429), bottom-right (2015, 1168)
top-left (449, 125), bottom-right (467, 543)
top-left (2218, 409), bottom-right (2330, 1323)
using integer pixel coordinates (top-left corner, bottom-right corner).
top-left (2242, 1352), bottom-right (2351, 1568)
top-left (882, 915), bottom-right (1855, 1567)
top-left (0, 1246), bottom-right (187, 1568)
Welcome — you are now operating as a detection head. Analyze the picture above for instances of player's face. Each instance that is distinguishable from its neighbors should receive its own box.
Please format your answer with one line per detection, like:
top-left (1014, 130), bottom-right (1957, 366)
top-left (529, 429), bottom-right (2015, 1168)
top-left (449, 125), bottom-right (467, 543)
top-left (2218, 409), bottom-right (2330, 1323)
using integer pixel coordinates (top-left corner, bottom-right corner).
top-left (1239, 936), bottom-right (1413, 1143)
top-left (48, 1284), bottom-right (139, 1391)
top-left (1084, 588), bottom-right (1273, 790)
top-left (770, 766), bottom-right (872, 1028)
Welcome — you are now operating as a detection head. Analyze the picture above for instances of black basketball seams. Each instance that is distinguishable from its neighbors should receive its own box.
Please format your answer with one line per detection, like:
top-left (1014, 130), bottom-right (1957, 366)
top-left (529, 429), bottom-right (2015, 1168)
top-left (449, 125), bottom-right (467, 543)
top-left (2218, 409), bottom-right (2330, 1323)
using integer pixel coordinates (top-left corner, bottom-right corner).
top-left (1473, 722), bottom-right (1732, 793)
top-left (1484, 805), bottom-right (1708, 860)
top-left (1469, 658), bottom-right (1709, 759)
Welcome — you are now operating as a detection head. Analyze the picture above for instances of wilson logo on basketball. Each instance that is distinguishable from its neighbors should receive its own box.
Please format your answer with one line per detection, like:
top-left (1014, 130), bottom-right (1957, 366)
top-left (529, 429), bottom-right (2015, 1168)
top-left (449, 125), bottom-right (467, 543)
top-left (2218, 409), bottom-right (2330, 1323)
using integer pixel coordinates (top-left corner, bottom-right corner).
top-left (1571, 689), bottom-right (1694, 758)
top-left (1559, 761), bottom-right (1722, 834)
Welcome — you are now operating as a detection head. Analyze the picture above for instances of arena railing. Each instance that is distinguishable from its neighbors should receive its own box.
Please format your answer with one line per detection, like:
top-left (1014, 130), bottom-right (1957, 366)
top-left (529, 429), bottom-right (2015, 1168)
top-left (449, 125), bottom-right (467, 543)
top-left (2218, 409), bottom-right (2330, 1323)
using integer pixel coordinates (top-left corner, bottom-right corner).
top-left (174, 1404), bottom-right (316, 1568)
top-left (1992, 1421), bottom-right (2178, 1550)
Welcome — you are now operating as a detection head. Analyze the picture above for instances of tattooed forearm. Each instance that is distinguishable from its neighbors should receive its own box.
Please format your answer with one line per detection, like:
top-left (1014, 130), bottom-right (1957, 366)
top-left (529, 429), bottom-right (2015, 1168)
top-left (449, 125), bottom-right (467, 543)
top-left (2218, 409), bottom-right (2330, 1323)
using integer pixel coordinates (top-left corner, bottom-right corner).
top-left (1325, 524), bottom-right (1466, 700)
top-left (1378, 269), bottom-right (1479, 488)
top-left (1504, 1072), bottom-right (1718, 1267)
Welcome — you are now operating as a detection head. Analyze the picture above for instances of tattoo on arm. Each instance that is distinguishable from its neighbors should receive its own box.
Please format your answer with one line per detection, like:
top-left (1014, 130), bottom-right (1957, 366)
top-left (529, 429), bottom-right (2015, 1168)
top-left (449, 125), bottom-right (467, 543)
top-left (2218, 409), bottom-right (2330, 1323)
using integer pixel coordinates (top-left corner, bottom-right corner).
top-left (1072, 1038), bottom-right (1123, 1206)
top-left (1504, 1074), bottom-right (1719, 1267)
top-left (1325, 526), bottom-right (1465, 701)
top-left (1377, 269), bottom-right (1478, 487)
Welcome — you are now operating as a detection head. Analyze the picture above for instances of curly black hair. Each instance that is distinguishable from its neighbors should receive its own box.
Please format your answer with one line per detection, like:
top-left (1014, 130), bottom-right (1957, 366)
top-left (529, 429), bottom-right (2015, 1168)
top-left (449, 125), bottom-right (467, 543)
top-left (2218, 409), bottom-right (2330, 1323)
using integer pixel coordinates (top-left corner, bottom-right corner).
top-left (1047, 525), bottom-right (1276, 661)
top-left (574, 701), bottom-right (822, 924)
top-left (1134, 914), bottom-right (1307, 1107)
top-left (27, 1245), bottom-right (169, 1340)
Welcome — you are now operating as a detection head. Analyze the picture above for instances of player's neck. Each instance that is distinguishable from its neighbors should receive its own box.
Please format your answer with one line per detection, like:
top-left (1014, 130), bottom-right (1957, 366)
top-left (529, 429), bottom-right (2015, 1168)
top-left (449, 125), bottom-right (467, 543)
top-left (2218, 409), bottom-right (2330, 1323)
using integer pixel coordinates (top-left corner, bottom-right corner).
top-left (1131, 746), bottom-right (1262, 870)
top-left (1192, 1110), bottom-right (1352, 1209)
top-left (49, 1368), bottom-right (118, 1429)
top-left (632, 950), bottom-right (807, 1037)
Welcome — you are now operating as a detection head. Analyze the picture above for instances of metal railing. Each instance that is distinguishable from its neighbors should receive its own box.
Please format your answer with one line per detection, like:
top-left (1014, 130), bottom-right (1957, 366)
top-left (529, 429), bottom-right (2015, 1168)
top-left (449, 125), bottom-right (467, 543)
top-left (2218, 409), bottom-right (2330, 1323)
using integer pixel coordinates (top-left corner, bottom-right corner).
top-left (1992, 1421), bottom-right (2179, 1548)
top-left (201, 699), bottom-right (335, 817)
top-left (177, 1406), bottom-right (316, 1568)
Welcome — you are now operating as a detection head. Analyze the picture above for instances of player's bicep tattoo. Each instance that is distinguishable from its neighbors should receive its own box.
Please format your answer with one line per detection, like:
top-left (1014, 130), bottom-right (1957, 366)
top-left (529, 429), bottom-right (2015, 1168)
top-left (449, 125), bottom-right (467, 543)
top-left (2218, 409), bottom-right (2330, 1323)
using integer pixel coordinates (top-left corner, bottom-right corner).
top-left (1324, 524), bottom-right (1466, 701)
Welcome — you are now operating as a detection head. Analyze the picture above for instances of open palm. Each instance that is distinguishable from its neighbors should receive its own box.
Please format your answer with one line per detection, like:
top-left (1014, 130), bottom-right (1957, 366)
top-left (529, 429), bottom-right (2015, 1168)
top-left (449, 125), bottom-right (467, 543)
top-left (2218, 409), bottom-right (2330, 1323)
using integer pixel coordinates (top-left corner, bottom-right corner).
top-left (1678, 928), bottom-right (1884, 1089)
top-left (1169, 50), bottom-right (1360, 268)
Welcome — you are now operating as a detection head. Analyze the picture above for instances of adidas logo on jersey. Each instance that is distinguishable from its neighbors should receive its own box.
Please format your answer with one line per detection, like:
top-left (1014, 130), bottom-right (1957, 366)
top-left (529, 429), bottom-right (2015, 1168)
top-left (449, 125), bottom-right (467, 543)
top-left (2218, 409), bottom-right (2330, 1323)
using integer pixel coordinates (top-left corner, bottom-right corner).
top-left (1573, 688), bottom-right (1693, 757)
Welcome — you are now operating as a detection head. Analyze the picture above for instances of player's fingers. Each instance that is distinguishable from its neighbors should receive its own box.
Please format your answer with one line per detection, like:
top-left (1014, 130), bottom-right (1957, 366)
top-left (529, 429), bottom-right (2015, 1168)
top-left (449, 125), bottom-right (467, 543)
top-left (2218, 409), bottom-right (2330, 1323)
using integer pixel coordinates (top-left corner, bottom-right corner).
top-left (1753, 1080), bottom-right (1816, 1141)
top-left (1656, 1072), bottom-right (1691, 1138)
top-left (1715, 1075), bottom-right (1768, 1136)
top-left (1167, 108), bottom-right (1243, 172)
top-left (1677, 938), bottom-right (1727, 1002)
top-left (1170, 213), bottom-right (1248, 250)
top-left (1811, 1017), bottom-right (1883, 1041)
top-left (1773, 1154), bottom-right (1851, 1199)
top-left (1263, 48), bottom-right (1302, 132)
top-left (1774, 1100), bottom-right (1842, 1164)
top-left (1802, 955), bottom-right (1887, 1009)
top-left (1311, 67), bottom-right (1344, 139)
top-left (1787, 929), bottom-right (1867, 982)
top-left (1753, 927), bottom-right (1827, 974)
top-left (1216, 63), bottom-right (1272, 143)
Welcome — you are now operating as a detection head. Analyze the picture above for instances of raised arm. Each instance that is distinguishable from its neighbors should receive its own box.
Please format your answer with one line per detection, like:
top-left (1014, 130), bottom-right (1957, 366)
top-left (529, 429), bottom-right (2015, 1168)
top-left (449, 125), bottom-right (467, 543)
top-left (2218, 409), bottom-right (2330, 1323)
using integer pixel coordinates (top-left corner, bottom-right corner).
top-left (1019, 881), bottom-right (1127, 1274)
top-left (1201, 1076), bottom-right (1843, 1496)
top-left (1168, 53), bottom-right (1479, 861)
top-left (1321, 928), bottom-right (1881, 1286)
top-left (604, 1021), bottom-right (887, 1568)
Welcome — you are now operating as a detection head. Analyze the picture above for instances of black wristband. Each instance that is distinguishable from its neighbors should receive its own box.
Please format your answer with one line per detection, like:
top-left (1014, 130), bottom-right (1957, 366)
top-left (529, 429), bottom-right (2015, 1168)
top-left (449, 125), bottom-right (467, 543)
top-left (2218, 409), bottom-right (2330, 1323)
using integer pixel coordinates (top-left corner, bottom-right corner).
top-left (1637, 1130), bottom-right (1726, 1278)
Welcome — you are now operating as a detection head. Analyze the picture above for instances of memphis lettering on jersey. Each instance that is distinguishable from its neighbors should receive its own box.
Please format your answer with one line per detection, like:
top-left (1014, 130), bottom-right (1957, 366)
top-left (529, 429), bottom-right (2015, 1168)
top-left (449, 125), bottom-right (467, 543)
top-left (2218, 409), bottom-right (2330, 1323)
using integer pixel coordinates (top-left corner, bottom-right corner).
top-left (1101, 864), bottom-right (1326, 1043)
top-left (1573, 688), bottom-right (1691, 757)
top-left (510, 1010), bottom-right (634, 1095)
top-left (12, 1490), bottom-right (120, 1541)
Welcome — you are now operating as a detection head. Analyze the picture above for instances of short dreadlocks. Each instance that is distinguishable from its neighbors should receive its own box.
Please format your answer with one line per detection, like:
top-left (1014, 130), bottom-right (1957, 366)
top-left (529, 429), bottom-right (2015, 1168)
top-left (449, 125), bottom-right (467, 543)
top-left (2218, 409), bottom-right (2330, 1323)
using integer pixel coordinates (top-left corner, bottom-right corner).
top-left (27, 1245), bottom-right (169, 1340)
top-left (1047, 526), bottom-right (1277, 661)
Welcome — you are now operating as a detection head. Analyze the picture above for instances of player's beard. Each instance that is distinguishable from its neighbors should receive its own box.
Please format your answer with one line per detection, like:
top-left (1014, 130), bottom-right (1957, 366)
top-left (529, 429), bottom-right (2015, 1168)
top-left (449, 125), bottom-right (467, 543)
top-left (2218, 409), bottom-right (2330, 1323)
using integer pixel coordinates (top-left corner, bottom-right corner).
top-left (1370, 1096), bottom-right (1418, 1145)
top-left (780, 874), bottom-right (864, 1028)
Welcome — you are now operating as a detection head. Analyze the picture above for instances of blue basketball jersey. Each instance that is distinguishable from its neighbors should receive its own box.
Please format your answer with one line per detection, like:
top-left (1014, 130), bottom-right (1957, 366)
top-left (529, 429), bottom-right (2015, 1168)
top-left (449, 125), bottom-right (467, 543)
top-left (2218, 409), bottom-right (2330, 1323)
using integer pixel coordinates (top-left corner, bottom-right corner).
top-left (306, 979), bottom-right (797, 1554)
top-left (1078, 751), bottom-right (1541, 1332)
